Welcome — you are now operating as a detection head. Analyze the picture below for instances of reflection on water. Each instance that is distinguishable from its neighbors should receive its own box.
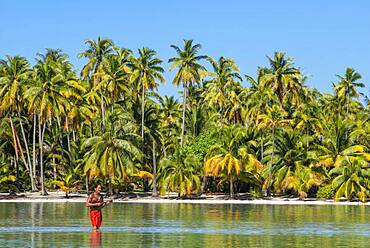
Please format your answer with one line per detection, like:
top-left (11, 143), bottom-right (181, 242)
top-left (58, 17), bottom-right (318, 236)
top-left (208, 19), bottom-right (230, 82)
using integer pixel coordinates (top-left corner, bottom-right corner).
top-left (89, 231), bottom-right (101, 248)
top-left (0, 203), bottom-right (369, 247)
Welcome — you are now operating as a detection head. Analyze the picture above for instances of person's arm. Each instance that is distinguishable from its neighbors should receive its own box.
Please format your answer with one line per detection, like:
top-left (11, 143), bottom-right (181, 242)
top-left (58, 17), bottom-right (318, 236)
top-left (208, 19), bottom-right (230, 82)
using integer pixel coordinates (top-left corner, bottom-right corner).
top-left (85, 194), bottom-right (103, 207)
top-left (103, 199), bottom-right (113, 206)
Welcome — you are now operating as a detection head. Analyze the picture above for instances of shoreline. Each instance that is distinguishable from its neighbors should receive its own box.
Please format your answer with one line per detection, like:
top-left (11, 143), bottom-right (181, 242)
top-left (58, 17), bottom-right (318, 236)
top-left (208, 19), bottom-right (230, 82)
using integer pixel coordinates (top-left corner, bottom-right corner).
top-left (0, 192), bottom-right (369, 206)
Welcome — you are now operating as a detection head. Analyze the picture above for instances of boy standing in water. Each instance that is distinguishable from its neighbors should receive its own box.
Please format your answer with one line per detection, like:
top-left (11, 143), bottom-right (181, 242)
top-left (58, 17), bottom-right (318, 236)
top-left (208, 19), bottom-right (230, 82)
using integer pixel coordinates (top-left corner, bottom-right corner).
top-left (86, 184), bottom-right (113, 230)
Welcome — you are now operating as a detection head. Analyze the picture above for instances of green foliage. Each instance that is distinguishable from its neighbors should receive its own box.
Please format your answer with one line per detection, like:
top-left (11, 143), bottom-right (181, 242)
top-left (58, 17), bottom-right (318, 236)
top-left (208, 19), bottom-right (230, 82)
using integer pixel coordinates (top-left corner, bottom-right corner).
top-left (1, 38), bottom-right (370, 203)
top-left (316, 184), bottom-right (335, 199)
top-left (181, 127), bottom-right (219, 163)
top-left (249, 188), bottom-right (263, 199)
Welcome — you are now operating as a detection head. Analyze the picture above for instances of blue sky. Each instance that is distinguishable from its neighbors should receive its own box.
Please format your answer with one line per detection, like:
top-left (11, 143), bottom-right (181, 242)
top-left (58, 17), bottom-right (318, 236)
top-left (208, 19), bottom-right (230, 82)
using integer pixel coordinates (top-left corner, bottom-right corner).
top-left (1, 1), bottom-right (369, 97)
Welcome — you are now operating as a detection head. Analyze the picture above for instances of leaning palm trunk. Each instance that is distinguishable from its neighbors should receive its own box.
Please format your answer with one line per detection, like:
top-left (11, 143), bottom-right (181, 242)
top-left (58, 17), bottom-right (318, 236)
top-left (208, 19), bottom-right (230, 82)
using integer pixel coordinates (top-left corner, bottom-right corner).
top-left (10, 117), bottom-right (29, 182)
top-left (18, 112), bottom-right (37, 191)
top-left (180, 85), bottom-right (187, 147)
top-left (15, 129), bottom-right (31, 178)
top-left (9, 117), bottom-right (19, 163)
top-left (38, 114), bottom-right (47, 195)
top-left (267, 127), bottom-right (275, 197)
top-left (152, 141), bottom-right (158, 197)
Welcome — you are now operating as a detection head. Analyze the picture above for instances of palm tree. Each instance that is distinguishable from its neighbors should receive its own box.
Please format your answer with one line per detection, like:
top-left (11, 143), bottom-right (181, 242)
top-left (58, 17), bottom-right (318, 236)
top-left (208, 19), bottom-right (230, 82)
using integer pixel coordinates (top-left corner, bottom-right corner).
top-left (52, 171), bottom-right (81, 198)
top-left (78, 37), bottom-right (114, 124)
top-left (205, 126), bottom-right (262, 198)
top-left (129, 47), bottom-right (164, 162)
top-left (333, 68), bottom-right (364, 118)
top-left (330, 157), bottom-right (370, 202)
top-left (259, 52), bottom-right (302, 104)
top-left (78, 37), bottom-right (115, 85)
top-left (98, 54), bottom-right (131, 109)
top-left (0, 55), bottom-right (36, 190)
top-left (203, 57), bottom-right (242, 125)
top-left (82, 106), bottom-right (141, 195)
top-left (158, 95), bottom-right (181, 157)
top-left (257, 104), bottom-right (291, 196)
top-left (223, 83), bottom-right (246, 126)
top-left (270, 128), bottom-right (324, 197)
top-left (142, 99), bottom-right (162, 196)
top-left (158, 149), bottom-right (202, 197)
top-left (315, 118), bottom-right (370, 168)
top-left (169, 39), bottom-right (208, 146)
top-left (25, 49), bottom-right (73, 195)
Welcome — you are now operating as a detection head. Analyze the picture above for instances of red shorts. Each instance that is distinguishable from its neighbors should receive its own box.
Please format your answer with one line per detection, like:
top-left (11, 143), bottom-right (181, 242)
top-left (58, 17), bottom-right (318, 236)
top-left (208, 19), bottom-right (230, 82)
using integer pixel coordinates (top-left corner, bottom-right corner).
top-left (90, 210), bottom-right (102, 228)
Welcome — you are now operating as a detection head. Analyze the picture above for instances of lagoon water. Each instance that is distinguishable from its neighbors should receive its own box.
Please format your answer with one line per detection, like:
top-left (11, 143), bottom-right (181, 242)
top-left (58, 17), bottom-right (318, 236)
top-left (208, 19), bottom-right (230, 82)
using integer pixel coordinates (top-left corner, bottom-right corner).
top-left (0, 202), bottom-right (369, 247)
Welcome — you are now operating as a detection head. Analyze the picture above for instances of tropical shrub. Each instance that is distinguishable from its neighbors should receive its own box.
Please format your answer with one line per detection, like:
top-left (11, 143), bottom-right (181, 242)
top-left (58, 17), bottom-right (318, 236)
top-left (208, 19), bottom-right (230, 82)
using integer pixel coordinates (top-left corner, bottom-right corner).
top-left (316, 184), bottom-right (335, 199)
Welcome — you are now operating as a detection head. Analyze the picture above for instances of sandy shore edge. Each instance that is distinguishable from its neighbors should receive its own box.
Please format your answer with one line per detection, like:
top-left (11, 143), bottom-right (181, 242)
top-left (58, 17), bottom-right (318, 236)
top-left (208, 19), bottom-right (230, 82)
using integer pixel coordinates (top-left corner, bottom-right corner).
top-left (0, 192), bottom-right (368, 205)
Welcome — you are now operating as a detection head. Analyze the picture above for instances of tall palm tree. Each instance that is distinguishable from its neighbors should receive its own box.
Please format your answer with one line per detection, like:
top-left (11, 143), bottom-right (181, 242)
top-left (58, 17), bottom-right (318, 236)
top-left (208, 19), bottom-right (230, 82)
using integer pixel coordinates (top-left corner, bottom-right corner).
top-left (78, 37), bottom-right (115, 85)
top-left (99, 54), bottom-right (131, 109)
top-left (129, 47), bottom-right (164, 160)
top-left (333, 68), bottom-right (364, 118)
top-left (158, 95), bottom-right (181, 157)
top-left (169, 39), bottom-right (208, 146)
top-left (257, 105), bottom-right (291, 196)
top-left (259, 52), bottom-right (302, 104)
top-left (78, 37), bottom-right (114, 124)
top-left (25, 49), bottom-right (73, 195)
top-left (0, 55), bottom-right (36, 190)
top-left (203, 57), bottom-right (242, 125)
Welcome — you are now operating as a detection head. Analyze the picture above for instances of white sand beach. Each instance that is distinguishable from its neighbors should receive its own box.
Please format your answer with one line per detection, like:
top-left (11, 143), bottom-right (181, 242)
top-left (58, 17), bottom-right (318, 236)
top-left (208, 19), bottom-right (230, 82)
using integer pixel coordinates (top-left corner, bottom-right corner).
top-left (0, 192), bottom-right (368, 206)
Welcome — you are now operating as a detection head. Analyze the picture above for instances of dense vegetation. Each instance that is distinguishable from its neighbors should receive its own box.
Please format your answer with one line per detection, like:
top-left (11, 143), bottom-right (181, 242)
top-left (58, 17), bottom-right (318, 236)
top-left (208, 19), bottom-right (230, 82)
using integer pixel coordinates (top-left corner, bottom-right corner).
top-left (1, 37), bottom-right (370, 201)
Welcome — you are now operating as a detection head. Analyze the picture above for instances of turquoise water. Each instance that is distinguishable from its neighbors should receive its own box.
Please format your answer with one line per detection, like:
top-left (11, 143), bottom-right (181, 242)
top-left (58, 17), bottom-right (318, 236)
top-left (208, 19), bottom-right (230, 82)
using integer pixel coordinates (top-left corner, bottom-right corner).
top-left (0, 202), bottom-right (369, 247)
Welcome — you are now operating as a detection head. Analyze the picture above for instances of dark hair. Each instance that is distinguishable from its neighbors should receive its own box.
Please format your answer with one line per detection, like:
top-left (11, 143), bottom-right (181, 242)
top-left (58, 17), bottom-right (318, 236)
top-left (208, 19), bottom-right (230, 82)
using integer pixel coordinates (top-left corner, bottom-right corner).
top-left (93, 184), bottom-right (101, 190)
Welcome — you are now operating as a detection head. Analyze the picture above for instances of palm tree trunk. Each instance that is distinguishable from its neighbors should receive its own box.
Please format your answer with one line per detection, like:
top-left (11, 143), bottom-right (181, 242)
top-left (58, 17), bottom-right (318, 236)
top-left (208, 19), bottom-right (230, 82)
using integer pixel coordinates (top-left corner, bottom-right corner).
top-left (141, 83), bottom-right (145, 164)
top-left (90, 120), bottom-right (94, 136)
top-left (38, 114), bottom-right (47, 196)
top-left (85, 172), bottom-right (89, 194)
top-left (267, 126), bottom-right (275, 197)
top-left (18, 112), bottom-right (37, 191)
top-left (48, 117), bottom-right (57, 183)
top-left (180, 85), bottom-right (187, 147)
top-left (152, 140), bottom-right (158, 197)
top-left (220, 106), bottom-right (224, 126)
top-left (72, 129), bottom-right (76, 142)
top-left (201, 165), bottom-right (207, 195)
top-left (53, 155), bottom-right (57, 185)
top-left (65, 116), bottom-right (74, 172)
top-left (108, 176), bottom-right (113, 196)
top-left (9, 117), bottom-right (19, 162)
top-left (56, 116), bottom-right (66, 173)
top-left (32, 113), bottom-right (37, 180)
top-left (15, 130), bottom-right (30, 175)
top-left (229, 175), bottom-right (234, 199)
top-left (100, 92), bottom-right (105, 127)
top-left (260, 130), bottom-right (264, 161)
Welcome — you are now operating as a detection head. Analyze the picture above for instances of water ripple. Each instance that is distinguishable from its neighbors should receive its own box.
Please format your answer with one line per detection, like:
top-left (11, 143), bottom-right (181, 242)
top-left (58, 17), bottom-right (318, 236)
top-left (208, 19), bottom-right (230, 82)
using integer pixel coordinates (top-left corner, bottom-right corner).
top-left (0, 225), bottom-right (369, 236)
